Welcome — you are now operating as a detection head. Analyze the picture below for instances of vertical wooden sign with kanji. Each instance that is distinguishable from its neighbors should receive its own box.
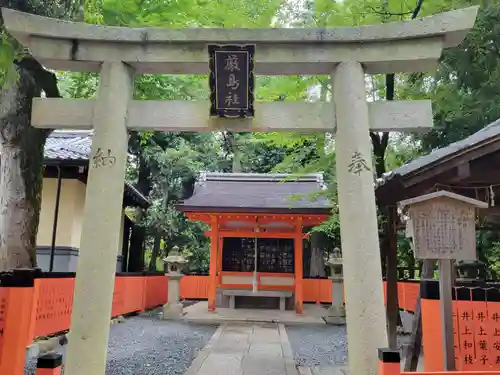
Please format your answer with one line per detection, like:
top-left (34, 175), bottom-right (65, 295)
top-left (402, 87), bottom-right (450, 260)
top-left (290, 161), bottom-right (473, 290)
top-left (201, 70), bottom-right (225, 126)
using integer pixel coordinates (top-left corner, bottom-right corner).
top-left (472, 288), bottom-right (490, 370)
top-left (208, 44), bottom-right (255, 118)
top-left (487, 289), bottom-right (500, 368)
top-left (452, 295), bottom-right (460, 368)
top-left (456, 288), bottom-right (475, 370)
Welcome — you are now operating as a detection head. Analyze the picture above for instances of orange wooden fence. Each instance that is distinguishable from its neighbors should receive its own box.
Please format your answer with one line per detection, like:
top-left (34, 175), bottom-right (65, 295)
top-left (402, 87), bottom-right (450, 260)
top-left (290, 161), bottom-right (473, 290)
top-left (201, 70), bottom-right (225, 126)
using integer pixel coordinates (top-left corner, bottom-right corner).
top-left (0, 270), bottom-right (168, 375)
top-left (180, 275), bottom-right (210, 299)
top-left (303, 278), bottom-right (333, 304)
top-left (420, 280), bottom-right (500, 372)
top-left (178, 275), bottom-right (420, 312)
top-left (378, 347), bottom-right (500, 375)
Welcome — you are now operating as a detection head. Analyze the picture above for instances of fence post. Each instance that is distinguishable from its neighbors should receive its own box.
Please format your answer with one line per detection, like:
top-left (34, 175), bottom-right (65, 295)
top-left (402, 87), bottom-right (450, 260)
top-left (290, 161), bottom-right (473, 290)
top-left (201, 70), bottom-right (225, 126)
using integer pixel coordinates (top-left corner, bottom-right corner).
top-left (36, 353), bottom-right (63, 375)
top-left (142, 272), bottom-right (148, 311)
top-left (378, 348), bottom-right (401, 375)
top-left (420, 279), bottom-right (443, 371)
top-left (315, 279), bottom-right (321, 305)
top-left (0, 269), bottom-right (40, 375)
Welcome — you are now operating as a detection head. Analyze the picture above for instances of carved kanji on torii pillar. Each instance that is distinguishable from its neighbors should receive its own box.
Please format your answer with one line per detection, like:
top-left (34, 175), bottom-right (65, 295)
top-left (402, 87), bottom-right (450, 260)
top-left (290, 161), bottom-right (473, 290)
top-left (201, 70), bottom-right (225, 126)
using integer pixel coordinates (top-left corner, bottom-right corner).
top-left (1, 6), bottom-right (479, 375)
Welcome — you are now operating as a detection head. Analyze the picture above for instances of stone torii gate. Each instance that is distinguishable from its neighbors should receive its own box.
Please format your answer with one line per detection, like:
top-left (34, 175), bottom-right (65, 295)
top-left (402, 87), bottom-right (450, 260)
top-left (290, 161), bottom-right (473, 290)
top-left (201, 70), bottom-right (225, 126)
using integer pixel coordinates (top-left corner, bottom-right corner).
top-left (1, 7), bottom-right (478, 375)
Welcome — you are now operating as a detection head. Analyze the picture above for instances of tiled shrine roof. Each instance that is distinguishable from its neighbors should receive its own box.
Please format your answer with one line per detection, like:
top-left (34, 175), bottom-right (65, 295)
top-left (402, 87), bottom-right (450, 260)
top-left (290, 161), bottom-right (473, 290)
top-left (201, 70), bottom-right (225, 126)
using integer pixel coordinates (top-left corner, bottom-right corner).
top-left (44, 130), bottom-right (149, 208)
top-left (45, 130), bottom-right (92, 161)
top-left (178, 172), bottom-right (332, 214)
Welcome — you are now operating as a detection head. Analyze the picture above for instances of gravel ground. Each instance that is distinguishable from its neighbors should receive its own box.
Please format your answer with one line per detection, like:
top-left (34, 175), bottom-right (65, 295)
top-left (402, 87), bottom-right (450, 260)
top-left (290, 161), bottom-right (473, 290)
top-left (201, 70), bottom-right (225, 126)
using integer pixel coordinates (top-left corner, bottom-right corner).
top-left (286, 325), bottom-right (349, 367)
top-left (25, 315), bottom-right (217, 375)
top-left (286, 324), bottom-right (413, 367)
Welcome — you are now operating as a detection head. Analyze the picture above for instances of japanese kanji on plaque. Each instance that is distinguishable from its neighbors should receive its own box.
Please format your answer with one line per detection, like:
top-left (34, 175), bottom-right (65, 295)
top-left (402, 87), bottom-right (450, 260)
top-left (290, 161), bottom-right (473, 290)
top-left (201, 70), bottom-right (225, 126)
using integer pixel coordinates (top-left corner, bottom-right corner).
top-left (208, 44), bottom-right (255, 118)
top-left (399, 191), bottom-right (487, 260)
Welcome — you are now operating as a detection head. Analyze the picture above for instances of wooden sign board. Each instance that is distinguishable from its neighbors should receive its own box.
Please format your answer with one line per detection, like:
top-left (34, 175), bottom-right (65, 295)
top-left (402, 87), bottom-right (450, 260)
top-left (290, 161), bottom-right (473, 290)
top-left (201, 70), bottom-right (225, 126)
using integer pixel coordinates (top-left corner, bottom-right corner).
top-left (208, 44), bottom-right (255, 118)
top-left (400, 191), bottom-right (487, 261)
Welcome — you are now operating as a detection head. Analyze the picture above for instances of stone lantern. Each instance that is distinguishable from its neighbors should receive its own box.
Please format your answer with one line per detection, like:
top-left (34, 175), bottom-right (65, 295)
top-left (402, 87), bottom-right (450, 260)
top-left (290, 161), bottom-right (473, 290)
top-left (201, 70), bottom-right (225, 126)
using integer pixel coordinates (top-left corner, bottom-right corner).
top-left (324, 247), bottom-right (346, 324)
top-left (162, 246), bottom-right (188, 319)
top-left (456, 260), bottom-right (487, 283)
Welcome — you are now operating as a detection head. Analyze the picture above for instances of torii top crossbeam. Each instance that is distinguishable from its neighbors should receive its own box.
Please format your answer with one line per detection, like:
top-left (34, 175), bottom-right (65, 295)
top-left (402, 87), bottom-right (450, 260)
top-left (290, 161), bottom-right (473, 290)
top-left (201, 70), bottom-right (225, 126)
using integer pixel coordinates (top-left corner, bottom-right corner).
top-left (0, 6), bottom-right (479, 135)
top-left (2, 6), bottom-right (478, 75)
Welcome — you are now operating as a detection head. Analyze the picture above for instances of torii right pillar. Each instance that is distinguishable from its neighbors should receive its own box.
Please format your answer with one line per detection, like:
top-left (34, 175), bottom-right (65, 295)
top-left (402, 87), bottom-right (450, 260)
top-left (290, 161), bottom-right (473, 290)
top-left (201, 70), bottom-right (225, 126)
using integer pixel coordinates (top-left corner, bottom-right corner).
top-left (333, 62), bottom-right (388, 375)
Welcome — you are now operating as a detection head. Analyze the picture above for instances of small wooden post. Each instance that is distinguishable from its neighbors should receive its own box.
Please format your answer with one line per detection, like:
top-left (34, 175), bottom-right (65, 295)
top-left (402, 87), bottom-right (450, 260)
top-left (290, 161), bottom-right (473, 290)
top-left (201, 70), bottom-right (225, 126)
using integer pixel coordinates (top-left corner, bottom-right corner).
top-left (439, 259), bottom-right (455, 370)
top-left (403, 259), bottom-right (435, 371)
top-left (386, 206), bottom-right (400, 349)
top-left (378, 348), bottom-right (401, 375)
top-left (36, 353), bottom-right (63, 375)
top-left (208, 215), bottom-right (219, 312)
top-left (217, 237), bottom-right (223, 287)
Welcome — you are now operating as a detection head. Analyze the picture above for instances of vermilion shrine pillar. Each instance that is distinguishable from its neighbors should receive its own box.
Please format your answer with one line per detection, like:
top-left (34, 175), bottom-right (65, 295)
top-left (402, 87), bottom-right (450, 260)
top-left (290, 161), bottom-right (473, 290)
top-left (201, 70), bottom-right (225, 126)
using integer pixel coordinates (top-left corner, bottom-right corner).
top-left (294, 218), bottom-right (304, 314)
top-left (208, 215), bottom-right (219, 312)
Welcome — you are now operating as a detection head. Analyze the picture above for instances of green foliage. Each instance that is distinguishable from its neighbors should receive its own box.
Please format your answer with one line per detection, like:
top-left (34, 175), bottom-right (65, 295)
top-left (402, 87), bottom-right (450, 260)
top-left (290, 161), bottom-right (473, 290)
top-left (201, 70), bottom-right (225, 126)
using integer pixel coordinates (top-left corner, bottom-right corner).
top-left (404, 3), bottom-right (500, 152)
top-left (54, 0), bottom-right (500, 276)
top-left (57, 72), bottom-right (98, 98)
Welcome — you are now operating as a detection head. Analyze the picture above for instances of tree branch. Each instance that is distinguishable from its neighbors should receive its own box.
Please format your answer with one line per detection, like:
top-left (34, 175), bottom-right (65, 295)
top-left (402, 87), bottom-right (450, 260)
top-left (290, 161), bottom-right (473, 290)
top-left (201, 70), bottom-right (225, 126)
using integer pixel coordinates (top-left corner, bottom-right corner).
top-left (370, 132), bottom-right (381, 149)
top-left (367, 5), bottom-right (413, 17)
top-left (15, 57), bottom-right (61, 98)
top-left (411, 0), bottom-right (425, 19)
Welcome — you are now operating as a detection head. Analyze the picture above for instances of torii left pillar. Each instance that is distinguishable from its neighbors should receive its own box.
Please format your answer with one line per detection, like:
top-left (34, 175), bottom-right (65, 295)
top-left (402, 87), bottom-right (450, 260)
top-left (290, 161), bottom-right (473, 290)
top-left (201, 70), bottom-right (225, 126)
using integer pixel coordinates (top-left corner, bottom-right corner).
top-left (64, 62), bottom-right (133, 375)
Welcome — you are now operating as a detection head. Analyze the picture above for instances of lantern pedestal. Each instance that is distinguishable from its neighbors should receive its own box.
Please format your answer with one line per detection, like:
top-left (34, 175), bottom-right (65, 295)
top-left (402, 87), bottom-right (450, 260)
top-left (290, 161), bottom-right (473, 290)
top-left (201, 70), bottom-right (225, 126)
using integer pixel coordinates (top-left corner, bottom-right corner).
top-left (323, 278), bottom-right (346, 325)
top-left (163, 273), bottom-right (184, 320)
top-left (323, 248), bottom-right (346, 325)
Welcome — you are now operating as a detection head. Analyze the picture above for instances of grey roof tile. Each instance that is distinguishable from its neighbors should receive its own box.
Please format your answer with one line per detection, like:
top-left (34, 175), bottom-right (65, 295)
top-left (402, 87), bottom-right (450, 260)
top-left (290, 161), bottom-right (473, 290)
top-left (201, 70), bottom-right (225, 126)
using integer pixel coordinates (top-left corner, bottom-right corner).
top-left (179, 172), bottom-right (332, 212)
top-left (44, 130), bottom-right (92, 160)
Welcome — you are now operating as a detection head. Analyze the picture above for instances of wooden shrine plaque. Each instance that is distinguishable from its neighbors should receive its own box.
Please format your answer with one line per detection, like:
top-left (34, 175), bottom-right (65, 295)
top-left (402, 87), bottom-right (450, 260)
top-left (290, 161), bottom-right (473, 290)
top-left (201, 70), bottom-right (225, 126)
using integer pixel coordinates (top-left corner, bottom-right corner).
top-left (409, 197), bottom-right (477, 261)
top-left (208, 44), bottom-right (255, 118)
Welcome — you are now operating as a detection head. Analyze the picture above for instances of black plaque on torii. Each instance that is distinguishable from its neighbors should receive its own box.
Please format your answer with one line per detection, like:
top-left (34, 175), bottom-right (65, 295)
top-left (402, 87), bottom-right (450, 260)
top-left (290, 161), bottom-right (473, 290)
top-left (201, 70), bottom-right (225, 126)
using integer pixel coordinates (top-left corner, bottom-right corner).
top-left (208, 44), bottom-right (255, 118)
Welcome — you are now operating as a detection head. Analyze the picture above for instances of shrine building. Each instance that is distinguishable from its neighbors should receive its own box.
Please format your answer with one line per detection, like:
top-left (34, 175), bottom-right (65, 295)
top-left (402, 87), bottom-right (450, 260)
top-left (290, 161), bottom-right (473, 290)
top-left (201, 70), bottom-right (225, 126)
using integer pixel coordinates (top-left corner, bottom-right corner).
top-left (176, 172), bottom-right (331, 313)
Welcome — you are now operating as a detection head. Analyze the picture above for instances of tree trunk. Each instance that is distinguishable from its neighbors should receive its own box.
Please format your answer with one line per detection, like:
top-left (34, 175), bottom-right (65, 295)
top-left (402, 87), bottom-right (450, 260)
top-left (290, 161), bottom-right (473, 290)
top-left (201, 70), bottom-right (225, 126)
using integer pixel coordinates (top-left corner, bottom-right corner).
top-left (309, 232), bottom-right (325, 277)
top-left (408, 251), bottom-right (416, 279)
top-left (226, 132), bottom-right (242, 172)
top-left (148, 233), bottom-right (161, 271)
top-left (386, 206), bottom-right (400, 349)
top-left (0, 68), bottom-right (48, 271)
top-left (128, 154), bottom-right (151, 271)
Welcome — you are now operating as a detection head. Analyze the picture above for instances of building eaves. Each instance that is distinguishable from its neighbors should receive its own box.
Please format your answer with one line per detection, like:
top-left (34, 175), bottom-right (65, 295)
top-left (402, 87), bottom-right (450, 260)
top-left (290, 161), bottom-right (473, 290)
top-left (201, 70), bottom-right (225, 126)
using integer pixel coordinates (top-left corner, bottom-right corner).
top-left (382, 117), bottom-right (500, 183)
top-left (44, 130), bottom-right (149, 207)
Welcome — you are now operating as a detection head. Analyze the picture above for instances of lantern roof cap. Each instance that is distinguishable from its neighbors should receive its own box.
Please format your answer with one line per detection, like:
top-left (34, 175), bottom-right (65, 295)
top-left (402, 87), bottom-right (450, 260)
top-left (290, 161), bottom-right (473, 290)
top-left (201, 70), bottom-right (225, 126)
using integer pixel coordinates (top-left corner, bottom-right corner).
top-left (399, 190), bottom-right (488, 209)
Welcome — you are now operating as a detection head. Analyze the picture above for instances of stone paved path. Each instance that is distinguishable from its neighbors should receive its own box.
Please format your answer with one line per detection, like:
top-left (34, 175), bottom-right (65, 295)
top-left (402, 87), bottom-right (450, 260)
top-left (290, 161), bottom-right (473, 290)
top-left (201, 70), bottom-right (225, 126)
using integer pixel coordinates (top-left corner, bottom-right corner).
top-left (185, 322), bottom-right (299, 375)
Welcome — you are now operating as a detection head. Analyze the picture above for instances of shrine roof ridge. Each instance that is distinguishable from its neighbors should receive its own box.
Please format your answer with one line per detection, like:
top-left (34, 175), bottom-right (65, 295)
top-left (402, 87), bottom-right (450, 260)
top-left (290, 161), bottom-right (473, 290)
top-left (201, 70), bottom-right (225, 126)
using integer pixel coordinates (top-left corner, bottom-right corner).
top-left (2, 7), bottom-right (477, 47)
top-left (199, 172), bottom-right (324, 183)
